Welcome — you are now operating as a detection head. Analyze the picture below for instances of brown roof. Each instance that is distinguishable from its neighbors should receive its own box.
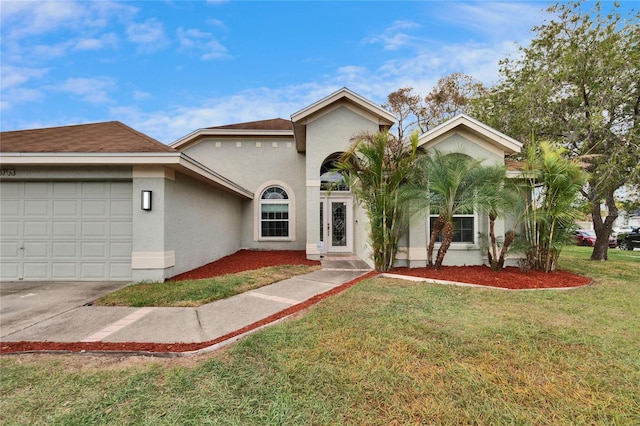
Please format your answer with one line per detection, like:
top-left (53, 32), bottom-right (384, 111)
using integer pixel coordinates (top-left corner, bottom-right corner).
top-left (207, 118), bottom-right (292, 131)
top-left (505, 158), bottom-right (525, 171)
top-left (0, 121), bottom-right (175, 153)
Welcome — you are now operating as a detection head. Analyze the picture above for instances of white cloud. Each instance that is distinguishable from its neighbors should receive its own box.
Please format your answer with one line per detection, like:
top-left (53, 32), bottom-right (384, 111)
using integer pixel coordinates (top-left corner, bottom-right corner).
top-left (74, 33), bottom-right (119, 51)
top-left (177, 28), bottom-right (210, 48)
top-left (177, 27), bottom-right (229, 60)
top-left (109, 86), bottom-right (325, 143)
top-left (0, 1), bottom-right (84, 39)
top-left (206, 18), bottom-right (227, 30)
top-left (1, 1), bottom-right (137, 39)
top-left (1, 66), bottom-right (49, 90)
top-left (200, 40), bottom-right (229, 60)
top-left (434, 2), bottom-right (543, 41)
top-left (0, 88), bottom-right (44, 112)
top-left (0, 66), bottom-right (48, 111)
top-left (365, 20), bottom-right (422, 51)
top-left (126, 18), bottom-right (168, 53)
top-left (56, 77), bottom-right (118, 104)
top-left (0, 1), bottom-right (136, 64)
top-left (133, 90), bottom-right (152, 101)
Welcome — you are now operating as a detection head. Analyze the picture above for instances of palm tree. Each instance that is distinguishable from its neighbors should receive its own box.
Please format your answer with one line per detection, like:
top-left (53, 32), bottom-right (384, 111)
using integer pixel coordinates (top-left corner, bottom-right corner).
top-left (335, 131), bottom-right (419, 271)
top-left (520, 141), bottom-right (587, 272)
top-left (410, 150), bottom-right (508, 269)
top-left (485, 177), bottom-right (521, 271)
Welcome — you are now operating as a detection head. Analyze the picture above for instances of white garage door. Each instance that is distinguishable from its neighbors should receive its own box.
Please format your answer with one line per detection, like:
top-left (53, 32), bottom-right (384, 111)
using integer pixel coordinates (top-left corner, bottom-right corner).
top-left (0, 181), bottom-right (133, 281)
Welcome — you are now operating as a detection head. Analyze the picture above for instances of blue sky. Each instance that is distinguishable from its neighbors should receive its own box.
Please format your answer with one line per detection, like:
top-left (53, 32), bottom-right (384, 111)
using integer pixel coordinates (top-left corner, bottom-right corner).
top-left (0, 1), bottom-right (633, 144)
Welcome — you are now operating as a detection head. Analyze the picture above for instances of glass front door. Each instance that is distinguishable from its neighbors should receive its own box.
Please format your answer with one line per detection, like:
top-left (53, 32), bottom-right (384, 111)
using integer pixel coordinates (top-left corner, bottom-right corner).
top-left (321, 198), bottom-right (352, 253)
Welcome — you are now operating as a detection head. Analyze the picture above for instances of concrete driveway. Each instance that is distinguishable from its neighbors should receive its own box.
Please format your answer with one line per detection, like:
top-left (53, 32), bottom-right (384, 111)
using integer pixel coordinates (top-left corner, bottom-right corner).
top-left (0, 281), bottom-right (130, 338)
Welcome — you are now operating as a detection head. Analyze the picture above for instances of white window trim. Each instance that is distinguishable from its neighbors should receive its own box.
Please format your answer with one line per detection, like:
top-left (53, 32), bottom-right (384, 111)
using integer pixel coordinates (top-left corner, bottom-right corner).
top-left (254, 180), bottom-right (296, 242)
top-left (427, 211), bottom-right (479, 248)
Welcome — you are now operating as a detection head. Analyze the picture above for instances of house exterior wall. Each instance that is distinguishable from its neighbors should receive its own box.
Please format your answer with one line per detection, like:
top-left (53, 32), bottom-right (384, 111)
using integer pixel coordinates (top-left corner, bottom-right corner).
top-left (0, 165), bottom-right (132, 180)
top-left (131, 166), bottom-right (244, 281)
top-left (165, 171), bottom-right (243, 277)
top-left (303, 105), bottom-right (380, 266)
top-left (400, 132), bottom-right (513, 267)
top-left (131, 166), bottom-right (167, 281)
top-left (181, 137), bottom-right (306, 250)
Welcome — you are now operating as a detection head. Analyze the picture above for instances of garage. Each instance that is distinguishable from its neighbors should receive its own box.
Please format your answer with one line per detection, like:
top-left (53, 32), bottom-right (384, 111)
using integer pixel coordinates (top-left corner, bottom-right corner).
top-left (1, 120), bottom-right (254, 282)
top-left (0, 181), bottom-right (133, 281)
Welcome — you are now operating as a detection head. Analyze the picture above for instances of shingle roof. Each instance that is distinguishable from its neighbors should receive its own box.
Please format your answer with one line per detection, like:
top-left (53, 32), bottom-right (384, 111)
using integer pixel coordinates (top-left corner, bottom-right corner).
top-left (505, 159), bottom-right (525, 171)
top-left (0, 121), bottom-right (175, 153)
top-left (207, 118), bottom-right (292, 131)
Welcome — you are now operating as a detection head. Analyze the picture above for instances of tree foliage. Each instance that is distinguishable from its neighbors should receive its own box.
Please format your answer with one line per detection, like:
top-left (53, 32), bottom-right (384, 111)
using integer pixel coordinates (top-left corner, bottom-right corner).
top-left (470, 1), bottom-right (640, 261)
top-left (384, 73), bottom-right (486, 140)
top-left (519, 141), bottom-right (589, 272)
top-left (335, 131), bottom-right (419, 272)
top-left (408, 150), bottom-right (509, 269)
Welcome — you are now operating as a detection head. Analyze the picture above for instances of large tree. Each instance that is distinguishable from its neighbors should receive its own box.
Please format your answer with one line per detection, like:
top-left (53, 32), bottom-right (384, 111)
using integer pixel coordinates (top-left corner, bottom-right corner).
top-left (471, 1), bottom-right (640, 260)
top-left (384, 73), bottom-right (486, 140)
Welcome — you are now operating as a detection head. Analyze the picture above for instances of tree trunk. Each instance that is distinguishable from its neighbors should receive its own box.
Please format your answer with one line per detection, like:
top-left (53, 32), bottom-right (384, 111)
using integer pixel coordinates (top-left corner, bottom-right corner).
top-left (489, 213), bottom-right (498, 266)
top-left (589, 186), bottom-right (618, 261)
top-left (428, 213), bottom-right (446, 267)
top-left (435, 220), bottom-right (454, 269)
top-left (591, 239), bottom-right (609, 261)
top-left (497, 229), bottom-right (516, 270)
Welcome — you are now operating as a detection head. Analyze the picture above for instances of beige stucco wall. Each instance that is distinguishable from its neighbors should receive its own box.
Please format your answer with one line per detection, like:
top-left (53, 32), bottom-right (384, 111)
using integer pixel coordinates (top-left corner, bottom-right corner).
top-left (303, 105), bottom-right (380, 266)
top-left (131, 167), bottom-right (244, 281)
top-left (182, 137), bottom-right (306, 250)
top-left (165, 172), bottom-right (243, 277)
top-left (401, 131), bottom-right (512, 267)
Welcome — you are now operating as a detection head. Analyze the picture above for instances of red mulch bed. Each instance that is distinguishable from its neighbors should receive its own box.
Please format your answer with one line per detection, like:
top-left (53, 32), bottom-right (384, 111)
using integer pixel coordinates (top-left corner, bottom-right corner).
top-left (169, 249), bottom-right (320, 281)
top-left (390, 265), bottom-right (591, 289)
top-left (1, 251), bottom-right (590, 355)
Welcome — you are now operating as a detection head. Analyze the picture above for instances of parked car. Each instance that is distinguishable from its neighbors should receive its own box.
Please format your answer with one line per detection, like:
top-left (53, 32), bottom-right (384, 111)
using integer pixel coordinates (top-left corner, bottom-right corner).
top-left (573, 229), bottom-right (617, 248)
top-left (613, 225), bottom-right (636, 237)
top-left (617, 227), bottom-right (640, 250)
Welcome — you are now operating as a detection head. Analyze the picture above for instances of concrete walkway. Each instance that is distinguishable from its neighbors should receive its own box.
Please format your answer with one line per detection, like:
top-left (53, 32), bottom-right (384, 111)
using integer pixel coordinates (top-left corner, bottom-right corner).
top-left (1, 256), bottom-right (372, 352)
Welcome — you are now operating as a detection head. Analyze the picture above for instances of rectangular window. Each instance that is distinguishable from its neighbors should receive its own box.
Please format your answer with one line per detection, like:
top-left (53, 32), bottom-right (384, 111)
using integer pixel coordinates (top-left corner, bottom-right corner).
top-left (261, 203), bottom-right (289, 237)
top-left (429, 216), bottom-right (475, 243)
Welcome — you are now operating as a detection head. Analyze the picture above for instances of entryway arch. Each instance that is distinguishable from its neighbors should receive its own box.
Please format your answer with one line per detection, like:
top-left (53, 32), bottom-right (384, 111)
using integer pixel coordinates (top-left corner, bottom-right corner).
top-left (319, 153), bottom-right (353, 253)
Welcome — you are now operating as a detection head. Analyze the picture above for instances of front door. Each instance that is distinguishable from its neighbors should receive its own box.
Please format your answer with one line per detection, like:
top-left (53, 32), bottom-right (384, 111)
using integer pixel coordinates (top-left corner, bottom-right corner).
top-left (321, 198), bottom-right (353, 253)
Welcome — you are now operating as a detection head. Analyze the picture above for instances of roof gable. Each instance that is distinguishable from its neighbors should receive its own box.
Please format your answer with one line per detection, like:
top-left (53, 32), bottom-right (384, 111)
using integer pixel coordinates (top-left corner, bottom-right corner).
top-left (417, 114), bottom-right (522, 156)
top-left (172, 118), bottom-right (294, 150)
top-left (0, 121), bottom-right (174, 153)
top-left (207, 118), bottom-right (292, 131)
top-left (290, 87), bottom-right (396, 152)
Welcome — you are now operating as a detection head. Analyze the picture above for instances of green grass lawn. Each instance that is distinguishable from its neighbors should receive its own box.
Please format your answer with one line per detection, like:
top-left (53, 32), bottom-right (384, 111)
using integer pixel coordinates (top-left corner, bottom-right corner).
top-left (2, 247), bottom-right (639, 425)
top-left (95, 264), bottom-right (321, 307)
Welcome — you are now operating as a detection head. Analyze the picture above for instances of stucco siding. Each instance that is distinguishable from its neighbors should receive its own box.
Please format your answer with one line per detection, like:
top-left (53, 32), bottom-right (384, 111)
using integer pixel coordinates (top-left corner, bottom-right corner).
top-left (182, 138), bottom-right (306, 250)
top-left (425, 132), bottom-right (504, 165)
top-left (165, 172), bottom-right (243, 277)
top-left (305, 106), bottom-right (380, 261)
top-left (405, 131), bottom-right (516, 268)
top-left (304, 106), bottom-right (379, 180)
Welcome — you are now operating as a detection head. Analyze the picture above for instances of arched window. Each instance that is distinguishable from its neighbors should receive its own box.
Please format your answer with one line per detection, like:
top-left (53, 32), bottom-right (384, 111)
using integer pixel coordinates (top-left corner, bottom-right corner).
top-left (260, 186), bottom-right (290, 238)
top-left (320, 153), bottom-right (349, 191)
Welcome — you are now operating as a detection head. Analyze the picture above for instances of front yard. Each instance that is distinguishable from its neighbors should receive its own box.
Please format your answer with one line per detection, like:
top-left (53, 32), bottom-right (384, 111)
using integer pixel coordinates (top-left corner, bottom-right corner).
top-left (1, 247), bottom-right (639, 425)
